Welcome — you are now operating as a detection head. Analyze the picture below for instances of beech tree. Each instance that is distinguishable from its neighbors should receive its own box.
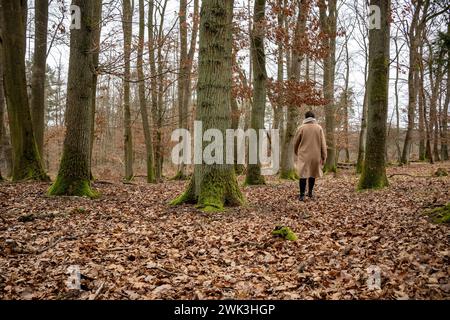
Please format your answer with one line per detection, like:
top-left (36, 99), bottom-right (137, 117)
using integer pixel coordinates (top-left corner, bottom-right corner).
top-left (0, 45), bottom-right (4, 181)
top-left (358, 0), bottom-right (391, 190)
top-left (90, 0), bottom-right (103, 179)
top-left (174, 0), bottom-right (199, 180)
top-left (245, 0), bottom-right (267, 185)
top-left (318, 0), bottom-right (338, 173)
top-left (48, 0), bottom-right (96, 197)
top-left (30, 0), bottom-right (49, 157)
top-left (171, 0), bottom-right (244, 211)
top-left (400, 0), bottom-right (429, 164)
top-left (138, 0), bottom-right (155, 183)
top-left (122, 0), bottom-right (133, 181)
top-left (0, 0), bottom-right (48, 181)
top-left (279, 0), bottom-right (308, 180)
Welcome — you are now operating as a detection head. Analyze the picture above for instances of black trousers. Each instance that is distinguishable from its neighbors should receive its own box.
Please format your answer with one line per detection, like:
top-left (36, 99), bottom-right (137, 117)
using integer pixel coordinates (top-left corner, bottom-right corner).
top-left (299, 177), bottom-right (315, 196)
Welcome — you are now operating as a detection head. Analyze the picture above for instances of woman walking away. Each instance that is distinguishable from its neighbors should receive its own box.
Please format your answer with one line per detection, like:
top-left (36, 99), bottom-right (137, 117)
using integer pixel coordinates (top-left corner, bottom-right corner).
top-left (294, 111), bottom-right (327, 201)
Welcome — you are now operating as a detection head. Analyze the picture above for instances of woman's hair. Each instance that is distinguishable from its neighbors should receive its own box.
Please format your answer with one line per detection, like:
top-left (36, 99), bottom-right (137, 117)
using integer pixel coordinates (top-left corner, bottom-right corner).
top-left (305, 111), bottom-right (315, 119)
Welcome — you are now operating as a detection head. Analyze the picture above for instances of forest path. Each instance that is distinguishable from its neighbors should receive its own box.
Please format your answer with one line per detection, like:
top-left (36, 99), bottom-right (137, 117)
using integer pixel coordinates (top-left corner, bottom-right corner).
top-left (0, 162), bottom-right (449, 299)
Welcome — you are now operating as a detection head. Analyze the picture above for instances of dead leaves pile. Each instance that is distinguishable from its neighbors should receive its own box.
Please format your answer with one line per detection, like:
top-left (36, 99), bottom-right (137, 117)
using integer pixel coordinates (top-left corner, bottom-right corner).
top-left (0, 162), bottom-right (449, 300)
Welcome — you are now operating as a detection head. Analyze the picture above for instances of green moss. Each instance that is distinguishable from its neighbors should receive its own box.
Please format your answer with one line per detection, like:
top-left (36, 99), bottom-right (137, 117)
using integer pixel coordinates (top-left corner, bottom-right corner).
top-left (169, 178), bottom-right (196, 205)
top-left (323, 164), bottom-right (337, 174)
top-left (197, 171), bottom-right (244, 209)
top-left (279, 169), bottom-right (298, 181)
top-left (357, 162), bottom-right (389, 190)
top-left (272, 226), bottom-right (298, 241)
top-left (434, 168), bottom-right (448, 177)
top-left (244, 166), bottom-right (266, 185)
top-left (170, 169), bottom-right (245, 212)
top-left (14, 163), bottom-right (50, 182)
top-left (234, 164), bottom-right (245, 175)
top-left (48, 175), bottom-right (99, 198)
top-left (357, 172), bottom-right (389, 191)
top-left (171, 171), bottom-right (190, 181)
top-left (426, 203), bottom-right (450, 224)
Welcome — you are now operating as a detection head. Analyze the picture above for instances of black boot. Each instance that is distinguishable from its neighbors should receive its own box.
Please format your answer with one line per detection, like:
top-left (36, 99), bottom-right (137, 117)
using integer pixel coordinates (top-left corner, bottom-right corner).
top-left (299, 178), bottom-right (307, 201)
top-left (308, 177), bottom-right (316, 199)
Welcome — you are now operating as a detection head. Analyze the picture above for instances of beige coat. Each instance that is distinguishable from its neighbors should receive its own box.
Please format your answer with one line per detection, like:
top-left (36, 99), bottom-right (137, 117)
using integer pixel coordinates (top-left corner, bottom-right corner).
top-left (294, 120), bottom-right (327, 178)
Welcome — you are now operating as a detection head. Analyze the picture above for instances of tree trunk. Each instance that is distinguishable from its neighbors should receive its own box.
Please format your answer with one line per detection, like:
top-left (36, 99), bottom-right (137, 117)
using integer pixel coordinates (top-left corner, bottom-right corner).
top-left (358, 0), bottom-right (390, 190)
top-left (173, 0), bottom-right (194, 180)
top-left (48, 0), bottom-right (96, 197)
top-left (279, 0), bottom-right (307, 180)
top-left (0, 0), bottom-right (48, 181)
top-left (0, 46), bottom-right (4, 180)
top-left (171, 0), bottom-right (244, 211)
top-left (138, 0), bottom-right (155, 183)
top-left (175, 0), bottom-right (189, 180)
top-left (419, 57), bottom-right (433, 163)
top-left (30, 0), bottom-right (48, 157)
top-left (151, 0), bottom-right (168, 181)
top-left (393, 36), bottom-right (402, 163)
top-left (401, 0), bottom-right (428, 164)
top-left (148, 0), bottom-right (160, 181)
top-left (442, 56), bottom-right (449, 160)
top-left (356, 51), bottom-right (368, 173)
top-left (230, 95), bottom-right (244, 174)
top-left (122, 0), bottom-right (133, 181)
top-left (319, 0), bottom-right (337, 173)
top-left (89, 0), bottom-right (102, 179)
top-left (273, 0), bottom-right (284, 133)
top-left (427, 41), bottom-right (444, 162)
top-left (417, 66), bottom-right (426, 160)
top-left (245, 0), bottom-right (267, 185)
top-left (343, 37), bottom-right (350, 163)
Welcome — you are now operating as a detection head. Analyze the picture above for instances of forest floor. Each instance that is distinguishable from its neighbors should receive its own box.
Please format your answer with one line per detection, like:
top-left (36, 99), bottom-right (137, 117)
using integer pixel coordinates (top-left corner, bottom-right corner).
top-left (0, 162), bottom-right (449, 300)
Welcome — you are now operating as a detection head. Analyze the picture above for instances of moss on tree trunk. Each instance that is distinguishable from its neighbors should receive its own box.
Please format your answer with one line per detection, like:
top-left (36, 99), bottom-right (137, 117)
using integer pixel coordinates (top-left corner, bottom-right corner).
top-left (48, 174), bottom-right (98, 198)
top-left (279, 168), bottom-right (299, 181)
top-left (171, 0), bottom-right (244, 211)
top-left (0, 0), bottom-right (49, 182)
top-left (358, 0), bottom-right (390, 190)
top-left (48, 0), bottom-right (96, 198)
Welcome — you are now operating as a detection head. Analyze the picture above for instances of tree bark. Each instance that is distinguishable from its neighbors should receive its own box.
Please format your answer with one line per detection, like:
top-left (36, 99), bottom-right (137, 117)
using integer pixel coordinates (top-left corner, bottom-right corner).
top-left (122, 0), bottom-right (133, 181)
top-left (138, 0), bottom-right (155, 183)
top-left (427, 41), bottom-right (444, 162)
top-left (0, 0), bottom-right (48, 181)
top-left (148, 0), bottom-right (159, 181)
top-left (419, 51), bottom-right (433, 163)
top-left (30, 0), bottom-right (48, 157)
top-left (48, 0), bottom-right (96, 197)
top-left (358, 0), bottom-right (390, 190)
top-left (401, 0), bottom-right (429, 164)
top-left (273, 0), bottom-right (284, 132)
top-left (319, 0), bottom-right (337, 173)
top-left (442, 49), bottom-right (449, 160)
top-left (279, 0), bottom-right (307, 180)
top-left (175, 0), bottom-right (189, 179)
top-left (393, 37), bottom-right (402, 163)
top-left (89, 0), bottom-right (102, 179)
top-left (356, 47), bottom-right (368, 173)
top-left (0, 44), bottom-right (4, 180)
top-left (245, 0), bottom-right (267, 185)
top-left (343, 36), bottom-right (350, 163)
top-left (171, 0), bottom-right (244, 211)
